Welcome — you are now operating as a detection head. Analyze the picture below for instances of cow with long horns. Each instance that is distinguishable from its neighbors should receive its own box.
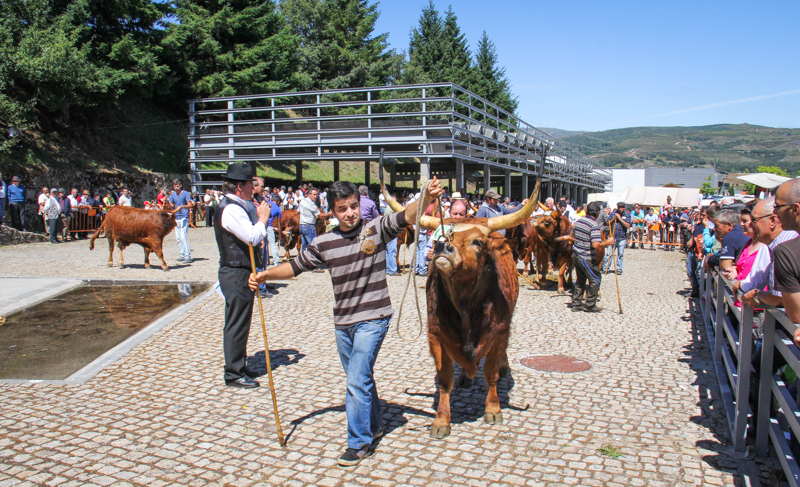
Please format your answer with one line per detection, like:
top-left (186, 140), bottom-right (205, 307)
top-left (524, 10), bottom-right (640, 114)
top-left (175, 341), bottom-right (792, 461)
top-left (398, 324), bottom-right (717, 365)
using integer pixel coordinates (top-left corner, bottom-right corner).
top-left (382, 180), bottom-right (540, 438)
top-left (531, 203), bottom-right (574, 293)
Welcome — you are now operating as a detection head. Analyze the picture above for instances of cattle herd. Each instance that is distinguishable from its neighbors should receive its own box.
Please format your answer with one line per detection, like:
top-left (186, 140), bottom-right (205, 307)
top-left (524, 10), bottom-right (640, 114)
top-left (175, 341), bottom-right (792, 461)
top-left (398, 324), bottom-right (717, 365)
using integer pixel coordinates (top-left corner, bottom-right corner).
top-left (88, 181), bottom-right (578, 438)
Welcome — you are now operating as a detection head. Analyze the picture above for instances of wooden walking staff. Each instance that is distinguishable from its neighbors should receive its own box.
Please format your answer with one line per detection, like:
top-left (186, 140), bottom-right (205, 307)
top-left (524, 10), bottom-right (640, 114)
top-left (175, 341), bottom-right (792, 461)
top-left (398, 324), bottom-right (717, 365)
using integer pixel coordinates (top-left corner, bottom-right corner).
top-left (248, 244), bottom-right (286, 447)
top-left (608, 222), bottom-right (623, 314)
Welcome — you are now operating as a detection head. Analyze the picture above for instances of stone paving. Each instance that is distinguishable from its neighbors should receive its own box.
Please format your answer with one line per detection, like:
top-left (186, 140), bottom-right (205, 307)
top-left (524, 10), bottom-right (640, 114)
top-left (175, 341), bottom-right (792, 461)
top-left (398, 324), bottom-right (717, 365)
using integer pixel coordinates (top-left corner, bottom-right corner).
top-left (0, 229), bottom-right (784, 486)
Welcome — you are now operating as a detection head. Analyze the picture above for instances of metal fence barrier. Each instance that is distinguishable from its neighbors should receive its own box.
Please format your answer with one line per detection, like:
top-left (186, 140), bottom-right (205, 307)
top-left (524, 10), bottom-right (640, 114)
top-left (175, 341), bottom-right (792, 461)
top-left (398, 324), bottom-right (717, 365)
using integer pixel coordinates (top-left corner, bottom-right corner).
top-left (68, 206), bottom-right (104, 235)
top-left (699, 265), bottom-right (800, 485)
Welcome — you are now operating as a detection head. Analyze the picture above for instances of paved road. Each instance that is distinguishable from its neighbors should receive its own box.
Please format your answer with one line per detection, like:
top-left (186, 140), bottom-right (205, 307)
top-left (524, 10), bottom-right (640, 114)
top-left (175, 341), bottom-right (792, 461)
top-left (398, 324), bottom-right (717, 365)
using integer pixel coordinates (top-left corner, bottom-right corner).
top-left (0, 230), bottom-right (780, 486)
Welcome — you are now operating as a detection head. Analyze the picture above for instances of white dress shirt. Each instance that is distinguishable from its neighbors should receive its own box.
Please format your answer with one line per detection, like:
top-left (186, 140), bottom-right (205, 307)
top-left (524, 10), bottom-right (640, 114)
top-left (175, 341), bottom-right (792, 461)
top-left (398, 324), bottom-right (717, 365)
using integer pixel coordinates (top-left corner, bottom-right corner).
top-left (119, 194), bottom-right (131, 207)
top-left (221, 193), bottom-right (266, 246)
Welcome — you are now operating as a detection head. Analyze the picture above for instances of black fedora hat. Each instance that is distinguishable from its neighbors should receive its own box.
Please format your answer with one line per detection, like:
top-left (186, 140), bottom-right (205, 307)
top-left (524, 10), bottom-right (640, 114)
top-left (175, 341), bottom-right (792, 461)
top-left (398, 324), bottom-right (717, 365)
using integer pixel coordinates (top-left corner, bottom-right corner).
top-left (223, 163), bottom-right (255, 182)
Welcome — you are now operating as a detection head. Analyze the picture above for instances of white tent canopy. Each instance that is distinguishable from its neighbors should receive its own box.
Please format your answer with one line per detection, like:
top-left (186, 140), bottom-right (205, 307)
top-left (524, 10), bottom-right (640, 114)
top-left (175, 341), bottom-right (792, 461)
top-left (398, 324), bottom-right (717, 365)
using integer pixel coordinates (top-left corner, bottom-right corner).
top-left (736, 172), bottom-right (791, 189)
top-left (588, 186), bottom-right (701, 208)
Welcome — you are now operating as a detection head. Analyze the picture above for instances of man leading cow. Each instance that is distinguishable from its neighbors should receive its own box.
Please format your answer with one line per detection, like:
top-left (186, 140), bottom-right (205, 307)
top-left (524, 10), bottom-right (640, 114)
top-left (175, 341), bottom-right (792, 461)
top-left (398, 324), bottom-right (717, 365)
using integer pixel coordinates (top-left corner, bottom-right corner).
top-left (249, 176), bottom-right (442, 467)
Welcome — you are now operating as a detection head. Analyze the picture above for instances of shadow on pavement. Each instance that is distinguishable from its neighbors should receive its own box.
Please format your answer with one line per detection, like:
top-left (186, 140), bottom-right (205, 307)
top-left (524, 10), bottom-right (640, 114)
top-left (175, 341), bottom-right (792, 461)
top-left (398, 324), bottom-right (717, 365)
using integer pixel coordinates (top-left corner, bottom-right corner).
top-left (246, 348), bottom-right (305, 376)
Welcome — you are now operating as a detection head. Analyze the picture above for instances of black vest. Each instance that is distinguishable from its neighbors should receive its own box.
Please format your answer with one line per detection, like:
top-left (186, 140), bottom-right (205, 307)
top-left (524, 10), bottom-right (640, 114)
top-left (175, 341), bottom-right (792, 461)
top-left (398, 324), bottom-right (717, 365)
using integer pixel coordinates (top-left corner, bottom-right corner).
top-left (215, 196), bottom-right (263, 269)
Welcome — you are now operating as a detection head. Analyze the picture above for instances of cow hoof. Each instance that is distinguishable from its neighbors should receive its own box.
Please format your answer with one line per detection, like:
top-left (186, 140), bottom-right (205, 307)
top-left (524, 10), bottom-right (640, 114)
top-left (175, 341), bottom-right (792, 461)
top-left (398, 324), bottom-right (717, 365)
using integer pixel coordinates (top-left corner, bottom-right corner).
top-left (430, 425), bottom-right (451, 438)
top-left (484, 412), bottom-right (503, 425)
top-left (119, 264), bottom-right (125, 269)
top-left (456, 375), bottom-right (473, 389)
top-left (107, 263), bottom-right (113, 268)
top-left (499, 366), bottom-right (511, 378)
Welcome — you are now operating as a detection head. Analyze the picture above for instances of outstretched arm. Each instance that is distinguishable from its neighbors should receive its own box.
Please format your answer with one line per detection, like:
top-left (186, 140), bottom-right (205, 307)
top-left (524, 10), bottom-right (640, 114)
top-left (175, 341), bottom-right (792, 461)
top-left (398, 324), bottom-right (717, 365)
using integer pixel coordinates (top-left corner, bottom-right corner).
top-left (403, 177), bottom-right (443, 225)
top-left (249, 263), bottom-right (295, 290)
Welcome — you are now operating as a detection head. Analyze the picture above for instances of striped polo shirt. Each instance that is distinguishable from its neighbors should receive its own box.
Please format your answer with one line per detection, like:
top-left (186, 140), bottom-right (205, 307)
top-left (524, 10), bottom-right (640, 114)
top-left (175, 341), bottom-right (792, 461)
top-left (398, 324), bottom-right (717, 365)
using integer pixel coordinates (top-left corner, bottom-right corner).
top-left (289, 211), bottom-right (409, 327)
top-left (572, 215), bottom-right (602, 261)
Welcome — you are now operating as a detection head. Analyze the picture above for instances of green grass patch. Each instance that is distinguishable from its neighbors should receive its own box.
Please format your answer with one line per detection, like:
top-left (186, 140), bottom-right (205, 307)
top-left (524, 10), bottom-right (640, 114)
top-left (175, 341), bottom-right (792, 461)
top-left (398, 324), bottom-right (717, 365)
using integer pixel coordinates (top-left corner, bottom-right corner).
top-left (597, 445), bottom-right (623, 459)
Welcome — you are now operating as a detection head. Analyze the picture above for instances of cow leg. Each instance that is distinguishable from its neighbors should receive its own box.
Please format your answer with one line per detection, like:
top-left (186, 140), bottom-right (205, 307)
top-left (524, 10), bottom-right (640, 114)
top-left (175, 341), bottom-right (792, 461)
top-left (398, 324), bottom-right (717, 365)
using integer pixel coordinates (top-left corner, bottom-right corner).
top-left (499, 350), bottom-right (511, 378)
top-left (118, 243), bottom-right (125, 269)
top-left (143, 246), bottom-right (151, 269)
top-left (107, 234), bottom-right (115, 267)
top-left (557, 262), bottom-right (567, 294)
top-left (153, 240), bottom-right (169, 271)
top-left (429, 338), bottom-right (454, 438)
top-left (456, 367), bottom-right (472, 388)
top-left (483, 351), bottom-right (504, 425)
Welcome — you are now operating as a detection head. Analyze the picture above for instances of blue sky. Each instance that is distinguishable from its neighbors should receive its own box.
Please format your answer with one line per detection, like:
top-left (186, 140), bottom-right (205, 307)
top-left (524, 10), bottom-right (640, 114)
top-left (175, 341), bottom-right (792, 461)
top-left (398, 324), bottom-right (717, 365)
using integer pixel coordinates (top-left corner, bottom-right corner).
top-left (373, 0), bottom-right (800, 132)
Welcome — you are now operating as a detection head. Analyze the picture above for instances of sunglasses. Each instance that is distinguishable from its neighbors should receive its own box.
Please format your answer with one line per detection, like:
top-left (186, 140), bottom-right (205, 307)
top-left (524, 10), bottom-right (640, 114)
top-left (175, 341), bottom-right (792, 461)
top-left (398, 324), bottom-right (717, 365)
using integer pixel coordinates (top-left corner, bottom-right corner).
top-left (774, 203), bottom-right (792, 212)
top-left (750, 214), bottom-right (772, 224)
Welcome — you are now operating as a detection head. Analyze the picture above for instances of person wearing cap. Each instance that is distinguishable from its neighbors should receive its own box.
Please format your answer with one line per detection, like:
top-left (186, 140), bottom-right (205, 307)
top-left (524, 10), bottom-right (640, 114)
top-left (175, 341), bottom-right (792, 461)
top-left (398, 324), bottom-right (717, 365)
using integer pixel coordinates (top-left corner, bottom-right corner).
top-left (168, 179), bottom-right (194, 263)
top-left (0, 171), bottom-right (6, 226)
top-left (476, 189), bottom-right (522, 237)
top-left (7, 176), bottom-right (26, 231)
top-left (43, 188), bottom-right (61, 243)
top-left (215, 163), bottom-right (271, 389)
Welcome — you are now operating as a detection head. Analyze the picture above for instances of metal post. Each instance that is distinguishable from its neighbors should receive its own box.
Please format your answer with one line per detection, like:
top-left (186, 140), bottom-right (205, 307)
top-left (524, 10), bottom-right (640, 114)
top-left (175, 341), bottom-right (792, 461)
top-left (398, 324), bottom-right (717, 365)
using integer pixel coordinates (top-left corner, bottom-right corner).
top-left (714, 273), bottom-right (725, 361)
top-left (333, 160), bottom-right (340, 182)
top-left (733, 303), bottom-right (753, 451)
top-left (756, 312), bottom-right (776, 456)
top-left (455, 160), bottom-right (464, 192)
top-left (317, 94), bottom-right (322, 156)
top-left (522, 173), bottom-right (529, 198)
top-left (271, 97), bottom-right (276, 158)
top-left (367, 91), bottom-right (372, 155)
top-left (504, 170), bottom-right (511, 199)
top-left (189, 101), bottom-right (198, 194)
top-left (484, 165), bottom-right (490, 193)
top-left (228, 100), bottom-right (235, 160)
top-left (364, 160), bottom-right (370, 186)
top-left (296, 161), bottom-right (303, 185)
top-left (390, 160), bottom-right (397, 191)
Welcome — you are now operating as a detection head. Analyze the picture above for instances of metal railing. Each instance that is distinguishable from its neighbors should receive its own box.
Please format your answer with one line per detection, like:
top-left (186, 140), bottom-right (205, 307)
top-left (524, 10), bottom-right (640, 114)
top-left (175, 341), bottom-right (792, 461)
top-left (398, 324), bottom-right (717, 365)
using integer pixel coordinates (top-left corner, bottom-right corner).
top-left (187, 83), bottom-right (611, 192)
top-left (699, 265), bottom-right (800, 485)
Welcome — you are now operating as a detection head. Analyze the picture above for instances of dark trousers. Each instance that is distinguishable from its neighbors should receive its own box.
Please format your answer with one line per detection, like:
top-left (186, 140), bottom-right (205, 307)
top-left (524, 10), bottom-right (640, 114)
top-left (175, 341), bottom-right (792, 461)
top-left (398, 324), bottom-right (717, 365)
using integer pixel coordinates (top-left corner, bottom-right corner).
top-left (206, 206), bottom-right (215, 227)
top-left (219, 266), bottom-right (256, 382)
top-left (9, 203), bottom-right (24, 231)
top-left (572, 254), bottom-right (602, 308)
top-left (48, 218), bottom-right (59, 242)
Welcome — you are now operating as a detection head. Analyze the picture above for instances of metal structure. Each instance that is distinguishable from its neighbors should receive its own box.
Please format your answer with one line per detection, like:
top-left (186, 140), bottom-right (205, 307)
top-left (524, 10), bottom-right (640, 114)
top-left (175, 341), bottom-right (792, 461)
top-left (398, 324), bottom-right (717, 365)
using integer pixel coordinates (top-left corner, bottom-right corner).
top-left (188, 83), bottom-right (611, 201)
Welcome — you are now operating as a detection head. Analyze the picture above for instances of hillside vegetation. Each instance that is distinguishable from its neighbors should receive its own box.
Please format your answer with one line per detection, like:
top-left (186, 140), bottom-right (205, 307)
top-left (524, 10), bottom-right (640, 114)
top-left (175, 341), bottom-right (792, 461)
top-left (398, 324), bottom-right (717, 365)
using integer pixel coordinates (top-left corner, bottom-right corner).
top-left (558, 124), bottom-right (800, 175)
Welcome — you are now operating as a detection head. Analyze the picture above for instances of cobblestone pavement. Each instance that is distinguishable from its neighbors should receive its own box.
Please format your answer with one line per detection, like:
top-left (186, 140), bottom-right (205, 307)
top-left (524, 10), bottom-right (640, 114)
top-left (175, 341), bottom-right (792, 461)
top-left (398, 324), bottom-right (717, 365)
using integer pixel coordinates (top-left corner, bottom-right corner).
top-left (0, 231), bottom-right (782, 486)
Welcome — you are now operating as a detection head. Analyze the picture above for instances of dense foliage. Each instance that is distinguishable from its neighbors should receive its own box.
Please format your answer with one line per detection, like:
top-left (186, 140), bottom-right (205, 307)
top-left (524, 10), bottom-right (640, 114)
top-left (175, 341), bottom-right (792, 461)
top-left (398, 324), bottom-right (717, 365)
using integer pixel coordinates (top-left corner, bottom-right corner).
top-left (0, 0), bottom-right (518, 157)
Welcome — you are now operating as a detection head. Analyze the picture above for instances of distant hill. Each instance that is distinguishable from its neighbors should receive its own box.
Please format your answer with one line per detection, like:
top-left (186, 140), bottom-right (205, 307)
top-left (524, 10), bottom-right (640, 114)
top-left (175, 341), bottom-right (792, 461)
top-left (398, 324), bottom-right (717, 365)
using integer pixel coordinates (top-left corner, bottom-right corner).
top-left (538, 128), bottom-right (586, 138)
top-left (551, 124), bottom-right (800, 176)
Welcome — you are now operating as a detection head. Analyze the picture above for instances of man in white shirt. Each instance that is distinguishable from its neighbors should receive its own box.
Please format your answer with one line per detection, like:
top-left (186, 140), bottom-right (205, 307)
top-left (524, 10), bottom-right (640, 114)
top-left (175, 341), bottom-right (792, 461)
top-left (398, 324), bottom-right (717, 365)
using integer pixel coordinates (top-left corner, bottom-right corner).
top-left (43, 187), bottom-right (61, 243)
top-left (215, 163), bottom-right (271, 389)
top-left (38, 187), bottom-right (50, 235)
top-left (118, 189), bottom-right (132, 207)
top-left (298, 186), bottom-right (331, 251)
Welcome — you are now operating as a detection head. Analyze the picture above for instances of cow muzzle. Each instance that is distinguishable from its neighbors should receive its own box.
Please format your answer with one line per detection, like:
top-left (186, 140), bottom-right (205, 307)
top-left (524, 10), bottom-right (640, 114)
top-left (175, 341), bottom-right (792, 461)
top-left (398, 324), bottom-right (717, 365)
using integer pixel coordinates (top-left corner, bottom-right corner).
top-left (432, 241), bottom-right (458, 270)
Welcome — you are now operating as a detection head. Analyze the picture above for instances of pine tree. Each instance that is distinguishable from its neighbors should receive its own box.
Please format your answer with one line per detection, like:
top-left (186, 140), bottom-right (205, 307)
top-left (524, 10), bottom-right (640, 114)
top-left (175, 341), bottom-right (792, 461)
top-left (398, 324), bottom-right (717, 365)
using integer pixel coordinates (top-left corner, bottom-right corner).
top-left (281, 0), bottom-right (399, 90)
top-left (404, 0), bottom-right (443, 83)
top-left (439, 6), bottom-right (472, 88)
top-left (162, 0), bottom-right (300, 98)
top-left (473, 30), bottom-right (517, 114)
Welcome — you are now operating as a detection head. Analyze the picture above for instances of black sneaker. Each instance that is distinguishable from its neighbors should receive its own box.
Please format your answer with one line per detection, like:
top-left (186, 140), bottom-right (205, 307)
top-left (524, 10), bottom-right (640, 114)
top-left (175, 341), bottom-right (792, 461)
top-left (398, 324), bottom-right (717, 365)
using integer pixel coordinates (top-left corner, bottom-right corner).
top-left (583, 304), bottom-right (603, 313)
top-left (338, 446), bottom-right (372, 467)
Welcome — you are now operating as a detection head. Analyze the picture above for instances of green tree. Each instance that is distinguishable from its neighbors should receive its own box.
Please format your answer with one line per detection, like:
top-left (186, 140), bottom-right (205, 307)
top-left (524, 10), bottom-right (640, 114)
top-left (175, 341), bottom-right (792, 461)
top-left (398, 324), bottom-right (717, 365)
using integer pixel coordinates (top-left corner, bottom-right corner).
top-left (472, 30), bottom-right (517, 114)
top-left (439, 6), bottom-right (473, 88)
top-left (0, 0), bottom-right (124, 134)
top-left (281, 0), bottom-right (399, 91)
top-left (699, 175), bottom-right (715, 197)
top-left (162, 0), bottom-right (300, 98)
top-left (404, 0), bottom-right (443, 83)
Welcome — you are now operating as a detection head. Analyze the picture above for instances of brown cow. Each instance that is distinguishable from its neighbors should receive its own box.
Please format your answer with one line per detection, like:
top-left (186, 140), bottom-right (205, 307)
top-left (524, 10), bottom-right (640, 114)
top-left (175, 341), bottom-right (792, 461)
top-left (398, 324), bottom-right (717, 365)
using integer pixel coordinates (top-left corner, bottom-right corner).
top-left (531, 206), bottom-right (574, 293)
top-left (89, 205), bottom-right (181, 270)
top-left (384, 182), bottom-right (540, 438)
top-left (277, 209), bottom-right (329, 260)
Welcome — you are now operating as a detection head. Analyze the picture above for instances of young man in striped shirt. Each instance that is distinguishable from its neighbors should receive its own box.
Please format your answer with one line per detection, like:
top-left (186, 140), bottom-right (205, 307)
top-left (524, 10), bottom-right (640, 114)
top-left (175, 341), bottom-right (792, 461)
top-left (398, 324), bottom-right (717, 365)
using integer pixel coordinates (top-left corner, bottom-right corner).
top-left (571, 201), bottom-right (614, 312)
top-left (249, 178), bottom-right (442, 466)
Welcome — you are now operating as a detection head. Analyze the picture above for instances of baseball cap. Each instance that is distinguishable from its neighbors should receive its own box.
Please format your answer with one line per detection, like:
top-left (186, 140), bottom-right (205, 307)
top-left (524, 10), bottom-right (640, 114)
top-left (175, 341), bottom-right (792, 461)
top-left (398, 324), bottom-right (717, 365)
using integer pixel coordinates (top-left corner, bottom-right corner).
top-left (12, 176), bottom-right (20, 182)
top-left (485, 189), bottom-right (501, 199)
top-left (451, 192), bottom-right (464, 199)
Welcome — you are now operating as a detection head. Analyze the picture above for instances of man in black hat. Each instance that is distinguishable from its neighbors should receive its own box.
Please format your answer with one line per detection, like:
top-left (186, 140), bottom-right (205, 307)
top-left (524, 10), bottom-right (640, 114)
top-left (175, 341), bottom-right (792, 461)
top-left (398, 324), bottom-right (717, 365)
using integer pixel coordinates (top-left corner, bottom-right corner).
top-left (215, 163), bottom-right (271, 388)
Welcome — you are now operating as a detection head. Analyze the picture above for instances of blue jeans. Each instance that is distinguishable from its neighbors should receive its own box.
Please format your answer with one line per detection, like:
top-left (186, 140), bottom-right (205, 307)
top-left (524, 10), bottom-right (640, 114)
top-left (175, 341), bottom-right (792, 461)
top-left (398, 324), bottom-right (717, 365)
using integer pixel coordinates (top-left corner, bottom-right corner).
top-left (267, 226), bottom-right (280, 266)
top-left (334, 316), bottom-right (391, 449)
top-left (602, 239), bottom-right (626, 273)
top-left (415, 232), bottom-right (429, 275)
top-left (385, 238), bottom-right (398, 274)
top-left (175, 218), bottom-right (190, 260)
top-left (299, 224), bottom-right (316, 252)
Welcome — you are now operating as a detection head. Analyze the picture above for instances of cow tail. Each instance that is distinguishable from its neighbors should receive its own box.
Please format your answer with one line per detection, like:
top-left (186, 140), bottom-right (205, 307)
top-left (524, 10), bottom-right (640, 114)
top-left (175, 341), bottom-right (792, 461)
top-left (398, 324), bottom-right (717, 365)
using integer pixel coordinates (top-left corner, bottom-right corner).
top-left (89, 220), bottom-right (105, 250)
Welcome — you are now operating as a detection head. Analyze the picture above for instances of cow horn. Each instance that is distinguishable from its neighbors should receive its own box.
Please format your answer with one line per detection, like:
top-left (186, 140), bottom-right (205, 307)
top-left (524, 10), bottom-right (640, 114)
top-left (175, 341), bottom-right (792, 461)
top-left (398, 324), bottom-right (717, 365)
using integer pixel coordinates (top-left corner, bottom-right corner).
top-left (418, 215), bottom-right (441, 230)
top-left (487, 179), bottom-right (540, 231)
top-left (378, 168), bottom-right (404, 214)
top-left (537, 201), bottom-right (549, 211)
top-left (168, 205), bottom-right (184, 215)
top-left (555, 235), bottom-right (575, 243)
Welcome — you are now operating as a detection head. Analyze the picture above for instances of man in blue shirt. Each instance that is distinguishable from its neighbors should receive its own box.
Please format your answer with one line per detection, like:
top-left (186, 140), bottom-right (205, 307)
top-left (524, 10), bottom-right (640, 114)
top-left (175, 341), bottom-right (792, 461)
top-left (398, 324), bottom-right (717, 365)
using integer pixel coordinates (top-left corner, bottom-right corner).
top-left (267, 194), bottom-right (282, 267)
top-left (0, 171), bottom-right (6, 227)
top-left (168, 179), bottom-right (195, 263)
top-left (7, 176), bottom-right (26, 231)
top-left (602, 201), bottom-right (631, 275)
top-left (475, 189), bottom-right (521, 237)
top-left (704, 209), bottom-right (749, 273)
